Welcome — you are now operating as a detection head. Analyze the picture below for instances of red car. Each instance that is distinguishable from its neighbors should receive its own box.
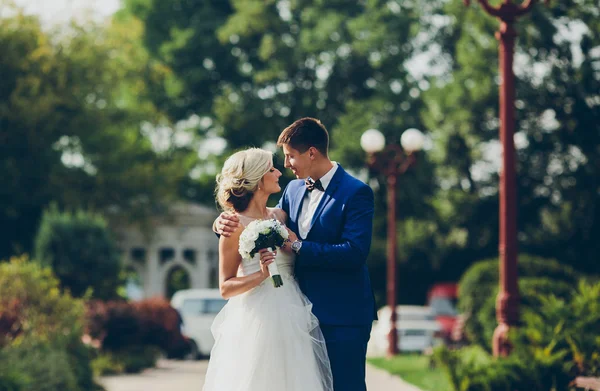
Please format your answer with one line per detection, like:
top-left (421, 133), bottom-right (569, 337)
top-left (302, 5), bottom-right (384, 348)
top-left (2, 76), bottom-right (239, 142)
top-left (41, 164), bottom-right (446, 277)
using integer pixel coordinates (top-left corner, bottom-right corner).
top-left (427, 283), bottom-right (461, 343)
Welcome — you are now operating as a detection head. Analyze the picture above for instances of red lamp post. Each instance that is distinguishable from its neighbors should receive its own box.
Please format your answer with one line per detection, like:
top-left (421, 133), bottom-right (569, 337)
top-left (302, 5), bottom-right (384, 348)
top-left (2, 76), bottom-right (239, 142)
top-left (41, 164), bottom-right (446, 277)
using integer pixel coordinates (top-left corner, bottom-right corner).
top-left (361, 128), bottom-right (425, 357)
top-left (463, 0), bottom-right (549, 357)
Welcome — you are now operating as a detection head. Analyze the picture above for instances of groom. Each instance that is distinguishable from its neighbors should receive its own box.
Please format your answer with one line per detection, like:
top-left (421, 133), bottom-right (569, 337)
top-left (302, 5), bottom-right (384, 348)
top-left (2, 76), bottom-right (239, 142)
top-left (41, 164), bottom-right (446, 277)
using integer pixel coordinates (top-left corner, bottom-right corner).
top-left (216, 117), bottom-right (376, 391)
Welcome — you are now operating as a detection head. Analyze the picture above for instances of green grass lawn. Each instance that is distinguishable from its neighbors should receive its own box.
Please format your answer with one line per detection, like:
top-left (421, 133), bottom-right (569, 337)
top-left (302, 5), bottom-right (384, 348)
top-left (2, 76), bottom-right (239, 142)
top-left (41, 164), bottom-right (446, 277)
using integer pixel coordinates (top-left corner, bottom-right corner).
top-left (368, 354), bottom-right (452, 391)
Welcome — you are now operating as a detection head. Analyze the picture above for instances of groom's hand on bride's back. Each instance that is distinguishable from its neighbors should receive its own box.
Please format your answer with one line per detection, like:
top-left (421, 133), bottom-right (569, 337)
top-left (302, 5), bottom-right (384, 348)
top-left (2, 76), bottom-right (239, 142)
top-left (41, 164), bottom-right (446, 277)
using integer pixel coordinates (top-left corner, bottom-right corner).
top-left (213, 212), bottom-right (241, 237)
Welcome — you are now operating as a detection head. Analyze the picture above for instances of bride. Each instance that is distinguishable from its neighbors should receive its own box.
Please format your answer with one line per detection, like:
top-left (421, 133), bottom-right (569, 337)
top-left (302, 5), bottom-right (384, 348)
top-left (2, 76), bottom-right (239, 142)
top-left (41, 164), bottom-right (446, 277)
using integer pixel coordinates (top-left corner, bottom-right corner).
top-left (203, 148), bottom-right (333, 391)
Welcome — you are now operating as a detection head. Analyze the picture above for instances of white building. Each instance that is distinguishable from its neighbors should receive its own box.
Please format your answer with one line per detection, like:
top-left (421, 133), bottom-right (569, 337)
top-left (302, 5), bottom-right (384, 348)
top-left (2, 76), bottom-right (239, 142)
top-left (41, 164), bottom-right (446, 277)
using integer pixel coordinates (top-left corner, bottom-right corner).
top-left (113, 203), bottom-right (220, 299)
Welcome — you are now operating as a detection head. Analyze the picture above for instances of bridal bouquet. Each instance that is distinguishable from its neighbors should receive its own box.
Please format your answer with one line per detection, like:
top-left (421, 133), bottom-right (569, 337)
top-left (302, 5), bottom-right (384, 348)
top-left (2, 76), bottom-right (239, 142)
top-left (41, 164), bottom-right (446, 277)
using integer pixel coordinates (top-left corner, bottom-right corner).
top-left (238, 219), bottom-right (289, 288)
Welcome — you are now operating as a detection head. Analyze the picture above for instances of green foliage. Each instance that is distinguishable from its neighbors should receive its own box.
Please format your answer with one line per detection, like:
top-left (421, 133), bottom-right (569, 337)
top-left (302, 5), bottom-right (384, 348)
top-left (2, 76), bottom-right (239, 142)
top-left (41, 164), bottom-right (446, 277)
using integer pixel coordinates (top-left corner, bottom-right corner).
top-left (0, 257), bottom-right (99, 391)
top-left (0, 256), bottom-right (85, 346)
top-left (0, 367), bottom-right (27, 391)
top-left (34, 206), bottom-right (123, 300)
top-left (2, 0), bottom-right (599, 310)
top-left (92, 346), bottom-right (160, 375)
top-left (434, 279), bottom-right (600, 390)
top-left (122, 0), bottom-right (600, 308)
top-left (64, 335), bottom-right (98, 391)
top-left (0, 7), bottom-right (193, 260)
top-left (458, 254), bottom-right (580, 348)
top-left (124, 0), bottom-right (431, 191)
top-left (515, 280), bottom-right (600, 378)
top-left (166, 267), bottom-right (191, 299)
top-left (91, 353), bottom-right (125, 376)
top-left (423, 0), bottom-right (600, 277)
top-left (0, 342), bottom-right (78, 391)
top-left (433, 344), bottom-right (564, 391)
top-left (117, 345), bottom-right (161, 373)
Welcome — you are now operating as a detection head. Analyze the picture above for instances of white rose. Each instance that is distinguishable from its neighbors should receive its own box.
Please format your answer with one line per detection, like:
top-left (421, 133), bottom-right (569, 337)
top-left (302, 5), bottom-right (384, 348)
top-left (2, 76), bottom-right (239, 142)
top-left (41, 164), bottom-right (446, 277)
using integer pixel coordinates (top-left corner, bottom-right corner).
top-left (247, 230), bottom-right (259, 242)
top-left (279, 228), bottom-right (289, 239)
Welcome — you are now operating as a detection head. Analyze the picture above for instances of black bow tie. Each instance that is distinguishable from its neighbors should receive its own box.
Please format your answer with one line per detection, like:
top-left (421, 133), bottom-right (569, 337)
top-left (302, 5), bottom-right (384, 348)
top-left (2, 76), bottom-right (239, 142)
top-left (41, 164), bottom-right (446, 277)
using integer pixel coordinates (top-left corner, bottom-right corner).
top-left (305, 177), bottom-right (324, 192)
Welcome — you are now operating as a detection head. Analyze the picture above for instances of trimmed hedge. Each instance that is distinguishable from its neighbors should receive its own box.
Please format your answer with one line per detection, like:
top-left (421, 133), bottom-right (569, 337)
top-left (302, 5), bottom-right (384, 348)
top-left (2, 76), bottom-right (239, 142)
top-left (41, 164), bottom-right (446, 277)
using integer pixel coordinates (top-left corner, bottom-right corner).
top-left (458, 254), bottom-right (580, 349)
top-left (34, 207), bottom-right (123, 300)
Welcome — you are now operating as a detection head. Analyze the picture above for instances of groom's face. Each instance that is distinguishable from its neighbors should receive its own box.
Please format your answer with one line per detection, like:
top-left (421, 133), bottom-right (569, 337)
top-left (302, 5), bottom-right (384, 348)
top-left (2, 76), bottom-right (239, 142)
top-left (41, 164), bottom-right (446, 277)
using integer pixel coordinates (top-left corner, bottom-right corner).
top-left (282, 144), bottom-right (312, 179)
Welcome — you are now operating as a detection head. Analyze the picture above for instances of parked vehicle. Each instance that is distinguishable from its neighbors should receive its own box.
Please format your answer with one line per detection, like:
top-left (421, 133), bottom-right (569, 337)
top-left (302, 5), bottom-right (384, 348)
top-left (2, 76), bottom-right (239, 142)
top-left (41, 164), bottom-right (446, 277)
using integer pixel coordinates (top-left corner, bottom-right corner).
top-left (368, 305), bottom-right (442, 356)
top-left (170, 289), bottom-right (227, 359)
top-left (427, 283), bottom-right (461, 343)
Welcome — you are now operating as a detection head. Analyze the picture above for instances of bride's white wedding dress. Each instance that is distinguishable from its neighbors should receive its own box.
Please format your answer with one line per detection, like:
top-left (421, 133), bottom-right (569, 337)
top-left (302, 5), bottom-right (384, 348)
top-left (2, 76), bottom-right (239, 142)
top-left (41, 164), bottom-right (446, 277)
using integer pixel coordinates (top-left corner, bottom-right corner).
top-left (202, 218), bottom-right (333, 391)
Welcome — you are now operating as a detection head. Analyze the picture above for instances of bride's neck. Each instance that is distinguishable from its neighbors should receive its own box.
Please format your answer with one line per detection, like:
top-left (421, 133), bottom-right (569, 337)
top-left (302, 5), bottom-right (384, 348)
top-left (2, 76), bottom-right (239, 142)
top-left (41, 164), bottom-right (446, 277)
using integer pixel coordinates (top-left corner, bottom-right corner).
top-left (241, 192), bottom-right (269, 219)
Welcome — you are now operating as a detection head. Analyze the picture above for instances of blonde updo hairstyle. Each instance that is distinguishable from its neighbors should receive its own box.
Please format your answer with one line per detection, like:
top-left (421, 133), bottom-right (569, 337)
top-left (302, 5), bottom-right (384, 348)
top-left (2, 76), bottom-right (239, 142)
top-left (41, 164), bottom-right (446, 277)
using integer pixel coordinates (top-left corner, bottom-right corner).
top-left (216, 148), bottom-right (273, 212)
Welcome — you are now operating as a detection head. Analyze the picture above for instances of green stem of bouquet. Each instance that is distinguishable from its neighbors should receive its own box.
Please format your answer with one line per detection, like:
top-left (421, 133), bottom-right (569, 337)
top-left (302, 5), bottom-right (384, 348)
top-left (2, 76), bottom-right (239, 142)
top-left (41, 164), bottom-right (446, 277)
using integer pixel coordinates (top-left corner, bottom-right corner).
top-left (272, 275), bottom-right (283, 288)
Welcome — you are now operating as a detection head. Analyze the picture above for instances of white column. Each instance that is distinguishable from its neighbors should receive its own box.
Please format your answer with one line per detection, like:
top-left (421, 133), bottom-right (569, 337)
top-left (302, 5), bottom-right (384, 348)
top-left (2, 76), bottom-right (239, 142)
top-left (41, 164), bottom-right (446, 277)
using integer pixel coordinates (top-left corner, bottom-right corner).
top-left (146, 246), bottom-right (163, 298)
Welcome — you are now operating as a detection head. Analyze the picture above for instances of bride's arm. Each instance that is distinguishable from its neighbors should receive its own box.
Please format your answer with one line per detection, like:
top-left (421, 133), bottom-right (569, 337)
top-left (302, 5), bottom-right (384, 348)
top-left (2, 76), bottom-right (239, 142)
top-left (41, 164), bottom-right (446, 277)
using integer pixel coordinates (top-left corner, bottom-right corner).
top-left (218, 230), bottom-right (272, 299)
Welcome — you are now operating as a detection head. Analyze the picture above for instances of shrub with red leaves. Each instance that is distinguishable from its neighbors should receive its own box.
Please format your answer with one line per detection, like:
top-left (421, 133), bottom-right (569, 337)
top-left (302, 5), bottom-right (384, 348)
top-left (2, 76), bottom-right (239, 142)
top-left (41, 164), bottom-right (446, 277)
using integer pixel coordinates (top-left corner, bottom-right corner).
top-left (133, 298), bottom-right (190, 358)
top-left (0, 298), bottom-right (23, 346)
top-left (85, 298), bottom-right (190, 358)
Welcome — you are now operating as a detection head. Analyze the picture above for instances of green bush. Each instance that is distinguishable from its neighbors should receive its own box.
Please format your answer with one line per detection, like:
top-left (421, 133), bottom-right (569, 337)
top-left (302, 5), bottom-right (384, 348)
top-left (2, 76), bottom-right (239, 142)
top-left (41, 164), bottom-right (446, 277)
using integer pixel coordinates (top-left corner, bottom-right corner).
top-left (0, 257), bottom-right (99, 391)
top-left (0, 342), bottom-right (78, 391)
top-left (433, 344), bottom-right (566, 391)
top-left (475, 278), bottom-right (578, 349)
top-left (516, 280), bottom-right (600, 378)
top-left (458, 254), bottom-right (580, 348)
top-left (118, 345), bottom-right (161, 373)
top-left (0, 367), bottom-right (28, 391)
top-left (34, 206), bottom-right (123, 300)
top-left (91, 353), bottom-right (125, 376)
top-left (91, 346), bottom-right (160, 375)
top-left (434, 279), bottom-right (600, 390)
top-left (0, 256), bottom-right (85, 346)
top-left (64, 335), bottom-right (97, 391)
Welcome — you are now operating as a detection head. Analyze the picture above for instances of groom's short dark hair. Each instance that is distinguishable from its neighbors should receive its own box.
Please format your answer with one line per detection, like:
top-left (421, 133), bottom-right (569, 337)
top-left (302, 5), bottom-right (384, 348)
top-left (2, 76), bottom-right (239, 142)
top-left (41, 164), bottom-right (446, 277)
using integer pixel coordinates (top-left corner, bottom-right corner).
top-left (277, 117), bottom-right (329, 156)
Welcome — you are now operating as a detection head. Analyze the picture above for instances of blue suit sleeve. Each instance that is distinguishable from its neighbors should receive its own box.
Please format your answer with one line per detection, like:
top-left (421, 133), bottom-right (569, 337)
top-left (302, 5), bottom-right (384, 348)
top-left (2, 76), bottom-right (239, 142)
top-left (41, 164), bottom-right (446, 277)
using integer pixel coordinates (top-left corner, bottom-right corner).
top-left (296, 185), bottom-right (374, 270)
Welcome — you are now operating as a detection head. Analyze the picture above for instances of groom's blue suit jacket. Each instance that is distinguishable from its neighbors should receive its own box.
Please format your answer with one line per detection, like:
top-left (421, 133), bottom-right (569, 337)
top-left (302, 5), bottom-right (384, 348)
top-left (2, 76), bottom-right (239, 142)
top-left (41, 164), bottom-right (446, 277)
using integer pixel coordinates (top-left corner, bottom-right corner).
top-left (278, 165), bottom-right (377, 326)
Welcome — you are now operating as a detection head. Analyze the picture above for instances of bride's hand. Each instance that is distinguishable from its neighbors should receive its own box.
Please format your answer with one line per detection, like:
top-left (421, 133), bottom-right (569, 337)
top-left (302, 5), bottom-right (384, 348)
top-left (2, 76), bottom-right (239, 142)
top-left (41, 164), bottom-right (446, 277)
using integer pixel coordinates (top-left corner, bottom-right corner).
top-left (258, 248), bottom-right (276, 278)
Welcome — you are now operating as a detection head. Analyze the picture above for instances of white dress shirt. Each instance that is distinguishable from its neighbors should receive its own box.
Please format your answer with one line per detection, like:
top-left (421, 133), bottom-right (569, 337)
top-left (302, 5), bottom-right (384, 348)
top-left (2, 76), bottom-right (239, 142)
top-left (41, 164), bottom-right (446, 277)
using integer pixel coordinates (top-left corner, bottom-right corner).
top-left (298, 162), bottom-right (338, 239)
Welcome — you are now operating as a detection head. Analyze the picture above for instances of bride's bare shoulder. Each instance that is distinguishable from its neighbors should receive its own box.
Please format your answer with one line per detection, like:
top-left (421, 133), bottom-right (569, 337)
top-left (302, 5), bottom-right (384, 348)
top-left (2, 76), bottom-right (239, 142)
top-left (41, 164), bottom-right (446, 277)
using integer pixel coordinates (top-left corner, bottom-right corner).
top-left (267, 207), bottom-right (288, 223)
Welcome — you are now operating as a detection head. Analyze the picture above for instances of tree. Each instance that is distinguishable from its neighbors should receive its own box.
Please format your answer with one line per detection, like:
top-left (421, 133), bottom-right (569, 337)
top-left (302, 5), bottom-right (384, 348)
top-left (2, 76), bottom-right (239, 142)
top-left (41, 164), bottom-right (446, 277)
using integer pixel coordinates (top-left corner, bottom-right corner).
top-left (0, 7), bottom-right (195, 260)
top-left (420, 0), bottom-right (600, 277)
top-left (122, 0), bottom-right (600, 304)
top-left (34, 207), bottom-right (123, 300)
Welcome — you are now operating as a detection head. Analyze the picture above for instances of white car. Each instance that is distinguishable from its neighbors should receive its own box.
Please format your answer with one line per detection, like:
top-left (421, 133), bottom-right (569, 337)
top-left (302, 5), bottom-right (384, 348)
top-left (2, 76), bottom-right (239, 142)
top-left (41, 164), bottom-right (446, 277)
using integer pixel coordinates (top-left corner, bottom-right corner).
top-left (367, 305), bottom-right (442, 356)
top-left (170, 289), bottom-right (227, 359)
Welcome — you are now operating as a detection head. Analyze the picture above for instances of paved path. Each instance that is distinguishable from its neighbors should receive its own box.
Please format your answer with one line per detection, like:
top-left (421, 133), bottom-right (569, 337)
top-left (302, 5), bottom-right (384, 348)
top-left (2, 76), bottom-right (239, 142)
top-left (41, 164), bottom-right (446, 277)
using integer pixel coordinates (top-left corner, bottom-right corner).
top-left (100, 359), bottom-right (422, 391)
top-left (100, 360), bottom-right (209, 391)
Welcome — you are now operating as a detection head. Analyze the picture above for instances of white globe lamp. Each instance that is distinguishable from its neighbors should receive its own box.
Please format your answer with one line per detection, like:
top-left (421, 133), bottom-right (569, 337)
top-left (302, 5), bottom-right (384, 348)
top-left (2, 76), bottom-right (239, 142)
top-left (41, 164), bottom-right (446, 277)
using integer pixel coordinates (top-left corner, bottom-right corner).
top-left (400, 128), bottom-right (425, 153)
top-left (360, 129), bottom-right (386, 154)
